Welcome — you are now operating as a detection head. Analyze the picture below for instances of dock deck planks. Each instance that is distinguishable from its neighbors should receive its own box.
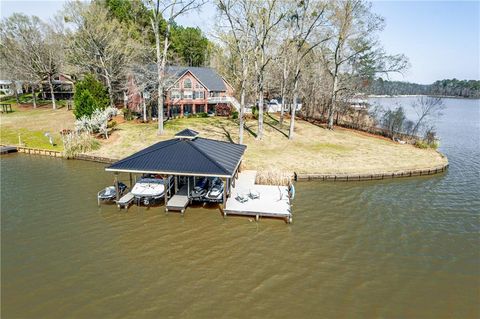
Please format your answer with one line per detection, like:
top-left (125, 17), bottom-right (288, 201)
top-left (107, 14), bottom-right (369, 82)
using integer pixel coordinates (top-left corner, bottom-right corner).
top-left (225, 170), bottom-right (292, 223)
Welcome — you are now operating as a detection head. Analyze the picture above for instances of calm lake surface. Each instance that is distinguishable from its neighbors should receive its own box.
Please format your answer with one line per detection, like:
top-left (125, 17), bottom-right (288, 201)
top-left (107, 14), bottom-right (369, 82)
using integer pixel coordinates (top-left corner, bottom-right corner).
top-left (2, 97), bottom-right (479, 318)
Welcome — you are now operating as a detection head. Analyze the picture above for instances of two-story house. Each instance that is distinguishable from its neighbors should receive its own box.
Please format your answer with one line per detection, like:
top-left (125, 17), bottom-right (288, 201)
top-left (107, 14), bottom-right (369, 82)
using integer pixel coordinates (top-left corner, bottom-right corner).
top-left (127, 66), bottom-right (239, 118)
top-left (165, 66), bottom-right (237, 117)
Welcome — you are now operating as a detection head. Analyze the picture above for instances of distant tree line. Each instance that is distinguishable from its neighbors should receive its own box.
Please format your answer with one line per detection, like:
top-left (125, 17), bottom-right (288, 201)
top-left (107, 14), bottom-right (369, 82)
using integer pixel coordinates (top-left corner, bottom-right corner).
top-left (364, 78), bottom-right (480, 98)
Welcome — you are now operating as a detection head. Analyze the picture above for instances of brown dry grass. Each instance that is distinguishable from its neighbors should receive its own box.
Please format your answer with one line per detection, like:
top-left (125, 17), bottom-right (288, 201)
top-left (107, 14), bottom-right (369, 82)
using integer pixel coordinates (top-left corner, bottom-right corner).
top-left (1, 103), bottom-right (447, 175)
top-left (88, 113), bottom-right (447, 175)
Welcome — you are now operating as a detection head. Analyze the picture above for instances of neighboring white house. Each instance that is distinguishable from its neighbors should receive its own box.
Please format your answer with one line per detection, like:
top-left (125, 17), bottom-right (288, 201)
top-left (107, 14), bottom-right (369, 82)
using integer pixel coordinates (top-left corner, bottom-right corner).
top-left (0, 80), bottom-right (23, 96)
top-left (266, 98), bottom-right (302, 113)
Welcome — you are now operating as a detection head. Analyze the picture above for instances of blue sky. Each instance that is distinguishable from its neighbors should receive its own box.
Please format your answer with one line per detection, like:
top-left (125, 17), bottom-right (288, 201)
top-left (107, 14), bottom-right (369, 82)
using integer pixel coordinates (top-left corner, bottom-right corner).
top-left (1, 0), bottom-right (478, 84)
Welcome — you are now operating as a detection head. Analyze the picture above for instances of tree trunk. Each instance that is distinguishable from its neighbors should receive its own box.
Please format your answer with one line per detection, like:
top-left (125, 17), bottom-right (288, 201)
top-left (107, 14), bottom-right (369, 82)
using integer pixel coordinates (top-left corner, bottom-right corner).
top-left (48, 76), bottom-right (56, 110)
top-left (31, 83), bottom-right (37, 108)
top-left (279, 57), bottom-right (288, 127)
top-left (105, 77), bottom-right (115, 107)
top-left (289, 73), bottom-right (299, 139)
top-left (142, 92), bottom-right (147, 122)
top-left (256, 55), bottom-right (264, 140)
top-left (11, 80), bottom-right (19, 104)
top-left (257, 84), bottom-right (264, 140)
top-left (328, 74), bottom-right (338, 129)
top-left (155, 17), bottom-right (170, 135)
top-left (239, 75), bottom-right (246, 145)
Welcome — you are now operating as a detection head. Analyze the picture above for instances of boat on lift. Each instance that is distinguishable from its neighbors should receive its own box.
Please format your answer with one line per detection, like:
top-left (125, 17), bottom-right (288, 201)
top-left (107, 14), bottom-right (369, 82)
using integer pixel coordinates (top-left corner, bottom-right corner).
top-left (131, 177), bottom-right (168, 206)
top-left (97, 182), bottom-right (128, 204)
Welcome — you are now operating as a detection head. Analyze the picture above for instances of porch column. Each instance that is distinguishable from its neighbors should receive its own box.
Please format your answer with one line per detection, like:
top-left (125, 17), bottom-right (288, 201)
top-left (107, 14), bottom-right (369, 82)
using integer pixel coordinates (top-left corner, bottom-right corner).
top-left (180, 104), bottom-right (184, 117)
top-left (167, 104), bottom-right (171, 119)
top-left (192, 104), bottom-right (196, 114)
top-left (204, 103), bottom-right (208, 113)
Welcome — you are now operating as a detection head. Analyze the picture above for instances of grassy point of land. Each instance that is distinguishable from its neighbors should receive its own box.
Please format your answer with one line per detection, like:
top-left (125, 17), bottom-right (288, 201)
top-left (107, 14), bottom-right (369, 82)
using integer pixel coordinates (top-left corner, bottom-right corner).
top-left (1, 102), bottom-right (447, 175)
top-left (88, 114), bottom-right (447, 175)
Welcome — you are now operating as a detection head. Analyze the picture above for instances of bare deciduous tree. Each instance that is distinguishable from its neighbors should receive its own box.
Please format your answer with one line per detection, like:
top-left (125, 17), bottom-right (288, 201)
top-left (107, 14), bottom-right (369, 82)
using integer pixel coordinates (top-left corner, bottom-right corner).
top-left (146, 0), bottom-right (206, 135)
top-left (0, 13), bottom-right (64, 109)
top-left (287, 0), bottom-right (329, 139)
top-left (411, 96), bottom-right (444, 136)
top-left (250, 0), bottom-right (284, 140)
top-left (322, 0), bottom-right (408, 129)
top-left (216, 0), bottom-right (254, 144)
top-left (65, 2), bottom-right (140, 107)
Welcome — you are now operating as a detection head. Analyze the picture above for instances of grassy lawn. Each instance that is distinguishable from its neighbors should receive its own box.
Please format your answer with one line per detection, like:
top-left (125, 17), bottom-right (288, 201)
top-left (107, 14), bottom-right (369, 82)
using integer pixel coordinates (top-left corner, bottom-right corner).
top-left (1, 99), bottom-right (447, 174)
top-left (0, 102), bottom-right (74, 150)
top-left (88, 113), bottom-right (448, 175)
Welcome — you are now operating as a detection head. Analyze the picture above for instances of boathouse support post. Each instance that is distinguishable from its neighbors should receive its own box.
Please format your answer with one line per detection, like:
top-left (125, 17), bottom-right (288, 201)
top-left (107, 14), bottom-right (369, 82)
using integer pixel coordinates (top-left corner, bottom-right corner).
top-left (114, 173), bottom-right (120, 201)
top-left (129, 173), bottom-right (133, 188)
top-left (163, 176), bottom-right (168, 212)
top-left (222, 177), bottom-right (227, 209)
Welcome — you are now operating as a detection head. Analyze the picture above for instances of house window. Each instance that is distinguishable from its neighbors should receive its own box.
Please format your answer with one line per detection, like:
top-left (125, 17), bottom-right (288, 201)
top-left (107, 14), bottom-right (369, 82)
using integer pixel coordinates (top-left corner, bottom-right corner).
top-left (194, 91), bottom-right (204, 99)
top-left (171, 90), bottom-right (181, 99)
top-left (195, 83), bottom-right (203, 89)
top-left (183, 78), bottom-right (192, 89)
top-left (183, 90), bottom-right (193, 99)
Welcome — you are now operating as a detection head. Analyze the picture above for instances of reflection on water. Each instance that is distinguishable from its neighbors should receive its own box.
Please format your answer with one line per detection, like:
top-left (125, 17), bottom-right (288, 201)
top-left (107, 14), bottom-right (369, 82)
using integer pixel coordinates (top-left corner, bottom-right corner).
top-left (1, 97), bottom-right (479, 318)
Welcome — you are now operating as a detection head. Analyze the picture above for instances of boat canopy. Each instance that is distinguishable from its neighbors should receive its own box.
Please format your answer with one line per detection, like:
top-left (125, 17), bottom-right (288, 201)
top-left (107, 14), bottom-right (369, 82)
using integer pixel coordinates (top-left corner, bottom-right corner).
top-left (106, 131), bottom-right (246, 178)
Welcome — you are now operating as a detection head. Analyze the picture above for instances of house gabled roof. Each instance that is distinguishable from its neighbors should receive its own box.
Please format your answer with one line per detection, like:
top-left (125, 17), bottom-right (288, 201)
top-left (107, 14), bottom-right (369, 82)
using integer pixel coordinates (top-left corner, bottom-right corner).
top-left (166, 66), bottom-right (227, 91)
top-left (106, 136), bottom-right (246, 178)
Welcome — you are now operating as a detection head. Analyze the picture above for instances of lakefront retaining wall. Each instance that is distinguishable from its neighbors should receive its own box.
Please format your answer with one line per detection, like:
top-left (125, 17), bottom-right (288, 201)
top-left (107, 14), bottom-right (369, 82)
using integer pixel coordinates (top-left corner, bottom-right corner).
top-left (3, 145), bottom-right (449, 182)
top-left (295, 162), bottom-right (449, 182)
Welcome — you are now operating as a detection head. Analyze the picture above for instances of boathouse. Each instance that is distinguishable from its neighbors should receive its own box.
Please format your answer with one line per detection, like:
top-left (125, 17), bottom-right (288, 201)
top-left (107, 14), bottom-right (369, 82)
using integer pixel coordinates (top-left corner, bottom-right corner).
top-left (105, 129), bottom-right (246, 211)
top-left (104, 129), bottom-right (293, 223)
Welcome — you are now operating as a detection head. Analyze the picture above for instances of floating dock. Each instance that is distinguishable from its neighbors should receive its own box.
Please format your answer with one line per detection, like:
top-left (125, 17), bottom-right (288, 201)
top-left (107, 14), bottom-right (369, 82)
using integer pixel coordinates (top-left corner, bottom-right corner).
top-left (224, 170), bottom-right (293, 223)
top-left (117, 192), bottom-right (134, 210)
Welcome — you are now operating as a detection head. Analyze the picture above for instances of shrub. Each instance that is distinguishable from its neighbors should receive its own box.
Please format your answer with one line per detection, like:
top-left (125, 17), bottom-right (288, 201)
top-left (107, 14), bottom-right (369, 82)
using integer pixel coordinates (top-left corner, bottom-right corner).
top-left (63, 132), bottom-right (100, 158)
top-left (251, 105), bottom-right (259, 119)
top-left (73, 74), bottom-right (109, 119)
top-left (415, 139), bottom-right (439, 150)
top-left (216, 104), bottom-right (232, 116)
top-left (74, 91), bottom-right (97, 119)
top-left (75, 106), bottom-right (118, 139)
top-left (195, 112), bottom-right (208, 118)
top-left (231, 111), bottom-right (239, 119)
top-left (414, 140), bottom-right (429, 149)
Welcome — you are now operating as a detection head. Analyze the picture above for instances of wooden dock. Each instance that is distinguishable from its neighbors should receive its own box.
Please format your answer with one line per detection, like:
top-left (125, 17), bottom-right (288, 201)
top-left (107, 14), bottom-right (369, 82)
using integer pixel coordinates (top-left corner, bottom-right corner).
top-left (166, 185), bottom-right (189, 213)
top-left (0, 146), bottom-right (18, 154)
top-left (224, 170), bottom-right (293, 223)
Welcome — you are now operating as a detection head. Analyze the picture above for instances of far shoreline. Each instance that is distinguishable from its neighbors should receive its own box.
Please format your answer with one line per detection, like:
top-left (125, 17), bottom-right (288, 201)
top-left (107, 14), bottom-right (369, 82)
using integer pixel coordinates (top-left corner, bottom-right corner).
top-left (368, 94), bottom-right (480, 100)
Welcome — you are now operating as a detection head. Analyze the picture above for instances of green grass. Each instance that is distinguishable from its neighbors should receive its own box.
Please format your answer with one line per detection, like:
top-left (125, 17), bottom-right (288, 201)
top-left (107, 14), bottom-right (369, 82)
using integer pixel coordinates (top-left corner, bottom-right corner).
top-left (1, 126), bottom-right (63, 150)
top-left (1, 93), bottom-right (68, 108)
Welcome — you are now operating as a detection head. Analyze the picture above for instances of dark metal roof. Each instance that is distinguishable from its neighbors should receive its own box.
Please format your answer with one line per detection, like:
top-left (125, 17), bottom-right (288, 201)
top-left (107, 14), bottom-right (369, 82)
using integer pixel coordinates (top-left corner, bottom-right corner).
top-left (166, 66), bottom-right (227, 91)
top-left (175, 128), bottom-right (199, 137)
top-left (106, 137), bottom-right (246, 177)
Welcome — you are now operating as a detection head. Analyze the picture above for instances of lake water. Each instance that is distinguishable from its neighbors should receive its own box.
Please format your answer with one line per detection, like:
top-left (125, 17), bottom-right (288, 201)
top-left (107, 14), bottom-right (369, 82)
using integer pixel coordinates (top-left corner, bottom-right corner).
top-left (2, 97), bottom-right (479, 318)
